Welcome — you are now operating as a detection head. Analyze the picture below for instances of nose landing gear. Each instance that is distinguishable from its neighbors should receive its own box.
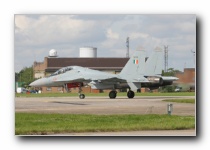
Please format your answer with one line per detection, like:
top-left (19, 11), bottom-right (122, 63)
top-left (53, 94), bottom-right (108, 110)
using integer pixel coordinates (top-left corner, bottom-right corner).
top-left (79, 93), bottom-right (85, 99)
top-left (78, 83), bottom-right (85, 99)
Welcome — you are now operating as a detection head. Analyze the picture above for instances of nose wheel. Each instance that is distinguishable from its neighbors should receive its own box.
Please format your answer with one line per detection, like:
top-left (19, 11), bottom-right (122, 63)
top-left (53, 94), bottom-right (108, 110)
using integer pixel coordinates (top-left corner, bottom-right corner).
top-left (79, 94), bottom-right (85, 99)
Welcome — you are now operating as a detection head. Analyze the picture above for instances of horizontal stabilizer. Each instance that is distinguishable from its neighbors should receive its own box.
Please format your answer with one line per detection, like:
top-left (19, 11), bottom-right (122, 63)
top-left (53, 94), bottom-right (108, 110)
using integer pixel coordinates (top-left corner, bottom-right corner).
top-left (161, 76), bottom-right (179, 81)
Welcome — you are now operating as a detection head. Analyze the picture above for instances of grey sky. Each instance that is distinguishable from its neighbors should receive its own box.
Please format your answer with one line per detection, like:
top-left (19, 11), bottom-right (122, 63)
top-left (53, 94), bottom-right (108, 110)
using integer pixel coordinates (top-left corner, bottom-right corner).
top-left (14, 14), bottom-right (196, 72)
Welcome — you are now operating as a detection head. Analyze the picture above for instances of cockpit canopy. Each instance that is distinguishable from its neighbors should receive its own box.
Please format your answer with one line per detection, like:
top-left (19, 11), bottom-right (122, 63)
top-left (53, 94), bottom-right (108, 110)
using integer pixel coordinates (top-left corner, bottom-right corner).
top-left (50, 66), bottom-right (73, 76)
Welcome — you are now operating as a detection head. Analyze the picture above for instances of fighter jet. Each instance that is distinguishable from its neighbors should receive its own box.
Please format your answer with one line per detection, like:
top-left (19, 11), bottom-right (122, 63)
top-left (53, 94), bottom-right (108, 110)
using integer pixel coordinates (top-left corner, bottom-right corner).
top-left (29, 48), bottom-right (178, 99)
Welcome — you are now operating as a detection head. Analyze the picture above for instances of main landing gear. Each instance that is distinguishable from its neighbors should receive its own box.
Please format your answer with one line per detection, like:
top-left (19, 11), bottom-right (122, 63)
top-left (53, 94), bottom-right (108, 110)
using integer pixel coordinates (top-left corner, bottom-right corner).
top-left (108, 90), bottom-right (135, 99)
top-left (127, 90), bottom-right (135, 98)
top-left (109, 90), bottom-right (117, 99)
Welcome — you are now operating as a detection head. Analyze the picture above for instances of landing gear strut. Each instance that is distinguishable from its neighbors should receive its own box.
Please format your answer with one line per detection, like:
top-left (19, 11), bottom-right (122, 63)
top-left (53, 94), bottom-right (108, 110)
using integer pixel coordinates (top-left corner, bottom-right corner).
top-left (78, 83), bottom-right (85, 99)
top-left (127, 90), bottom-right (135, 98)
top-left (109, 90), bottom-right (117, 99)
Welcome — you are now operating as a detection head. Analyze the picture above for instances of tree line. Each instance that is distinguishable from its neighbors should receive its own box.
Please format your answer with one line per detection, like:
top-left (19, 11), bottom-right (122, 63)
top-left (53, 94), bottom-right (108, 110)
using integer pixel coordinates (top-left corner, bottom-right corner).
top-left (15, 66), bottom-right (35, 88)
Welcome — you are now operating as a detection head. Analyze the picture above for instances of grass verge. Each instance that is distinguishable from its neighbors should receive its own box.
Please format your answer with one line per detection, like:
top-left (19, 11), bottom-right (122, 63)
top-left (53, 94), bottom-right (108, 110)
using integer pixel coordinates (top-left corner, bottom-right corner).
top-left (15, 113), bottom-right (195, 135)
top-left (163, 99), bottom-right (195, 104)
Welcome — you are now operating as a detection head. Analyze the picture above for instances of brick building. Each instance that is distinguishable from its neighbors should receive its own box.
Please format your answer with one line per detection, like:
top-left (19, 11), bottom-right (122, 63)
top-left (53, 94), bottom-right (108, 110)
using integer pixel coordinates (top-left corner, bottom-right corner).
top-left (175, 68), bottom-right (195, 91)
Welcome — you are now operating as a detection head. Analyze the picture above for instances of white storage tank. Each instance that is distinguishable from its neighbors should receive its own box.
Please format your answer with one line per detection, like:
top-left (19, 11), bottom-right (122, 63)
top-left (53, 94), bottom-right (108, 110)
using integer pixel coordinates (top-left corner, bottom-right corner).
top-left (49, 49), bottom-right (58, 57)
top-left (80, 47), bottom-right (97, 58)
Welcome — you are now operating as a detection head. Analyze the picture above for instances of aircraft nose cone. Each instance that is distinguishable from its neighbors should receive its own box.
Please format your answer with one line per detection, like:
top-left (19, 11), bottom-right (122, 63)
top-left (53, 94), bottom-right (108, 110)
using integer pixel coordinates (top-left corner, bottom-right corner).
top-left (29, 78), bottom-right (47, 87)
top-left (29, 80), bottom-right (40, 87)
top-left (29, 81), bottom-right (36, 87)
top-left (29, 82), bottom-right (33, 86)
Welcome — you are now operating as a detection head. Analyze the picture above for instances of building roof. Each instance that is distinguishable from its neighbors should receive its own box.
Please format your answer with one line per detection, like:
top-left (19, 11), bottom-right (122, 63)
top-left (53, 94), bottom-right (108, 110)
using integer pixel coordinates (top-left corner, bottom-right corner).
top-left (45, 57), bottom-right (129, 72)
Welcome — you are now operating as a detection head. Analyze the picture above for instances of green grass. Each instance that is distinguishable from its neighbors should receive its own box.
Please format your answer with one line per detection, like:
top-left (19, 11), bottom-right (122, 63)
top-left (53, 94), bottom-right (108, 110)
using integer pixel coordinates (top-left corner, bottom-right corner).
top-left (163, 99), bottom-right (195, 104)
top-left (15, 113), bottom-right (195, 135)
top-left (15, 92), bottom-right (195, 97)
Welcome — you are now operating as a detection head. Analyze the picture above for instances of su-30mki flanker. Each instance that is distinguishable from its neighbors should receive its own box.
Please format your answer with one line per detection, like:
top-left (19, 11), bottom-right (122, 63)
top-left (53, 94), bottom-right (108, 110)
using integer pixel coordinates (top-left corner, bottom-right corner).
top-left (30, 49), bottom-right (178, 99)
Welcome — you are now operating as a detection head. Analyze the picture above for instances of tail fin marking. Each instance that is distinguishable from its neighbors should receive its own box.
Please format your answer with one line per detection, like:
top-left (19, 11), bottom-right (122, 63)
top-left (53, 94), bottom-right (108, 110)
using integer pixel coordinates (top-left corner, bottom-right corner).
top-left (119, 50), bottom-right (146, 80)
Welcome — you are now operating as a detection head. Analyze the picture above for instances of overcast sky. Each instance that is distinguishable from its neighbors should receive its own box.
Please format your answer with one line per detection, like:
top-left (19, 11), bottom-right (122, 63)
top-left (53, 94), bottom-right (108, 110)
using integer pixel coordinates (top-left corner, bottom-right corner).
top-left (14, 14), bottom-right (196, 72)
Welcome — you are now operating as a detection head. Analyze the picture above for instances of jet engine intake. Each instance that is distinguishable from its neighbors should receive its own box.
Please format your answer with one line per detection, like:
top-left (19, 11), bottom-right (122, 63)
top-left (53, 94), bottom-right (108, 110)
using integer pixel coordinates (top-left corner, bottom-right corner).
top-left (66, 82), bottom-right (83, 88)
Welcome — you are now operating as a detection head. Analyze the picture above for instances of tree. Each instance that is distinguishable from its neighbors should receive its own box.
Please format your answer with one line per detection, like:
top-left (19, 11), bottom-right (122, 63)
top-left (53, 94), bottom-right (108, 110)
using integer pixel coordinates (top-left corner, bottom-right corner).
top-left (16, 66), bottom-right (34, 87)
top-left (162, 68), bottom-right (181, 76)
top-left (160, 68), bottom-right (181, 92)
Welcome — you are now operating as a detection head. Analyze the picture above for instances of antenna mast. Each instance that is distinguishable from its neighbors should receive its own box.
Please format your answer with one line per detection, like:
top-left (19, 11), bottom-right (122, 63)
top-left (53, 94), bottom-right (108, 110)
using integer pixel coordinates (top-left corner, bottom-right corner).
top-left (191, 49), bottom-right (195, 65)
top-left (164, 45), bottom-right (169, 72)
top-left (126, 37), bottom-right (129, 58)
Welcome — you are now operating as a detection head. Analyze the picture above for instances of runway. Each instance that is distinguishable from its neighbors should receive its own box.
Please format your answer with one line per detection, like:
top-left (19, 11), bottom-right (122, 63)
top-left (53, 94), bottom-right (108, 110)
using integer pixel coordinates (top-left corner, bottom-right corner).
top-left (15, 96), bottom-right (196, 136)
top-left (15, 96), bottom-right (195, 116)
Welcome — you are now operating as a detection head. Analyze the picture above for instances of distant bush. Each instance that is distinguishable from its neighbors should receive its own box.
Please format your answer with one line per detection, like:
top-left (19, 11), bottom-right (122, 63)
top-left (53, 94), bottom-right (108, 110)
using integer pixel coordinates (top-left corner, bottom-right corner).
top-left (160, 85), bottom-right (176, 93)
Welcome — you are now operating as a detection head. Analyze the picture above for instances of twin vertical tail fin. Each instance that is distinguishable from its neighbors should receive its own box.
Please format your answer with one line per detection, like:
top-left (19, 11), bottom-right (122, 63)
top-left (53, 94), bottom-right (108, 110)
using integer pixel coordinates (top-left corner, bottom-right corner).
top-left (119, 47), bottom-right (163, 91)
top-left (119, 47), bottom-right (163, 79)
top-left (119, 50), bottom-right (146, 80)
top-left (145, 47), bottom-right (163, 76)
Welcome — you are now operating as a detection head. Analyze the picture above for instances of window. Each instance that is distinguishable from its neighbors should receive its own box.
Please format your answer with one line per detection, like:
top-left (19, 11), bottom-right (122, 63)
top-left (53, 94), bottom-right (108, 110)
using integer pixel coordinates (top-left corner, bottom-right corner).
top-left (57, 87), bottom-right (62, 91)
top-left (46, 87), bottom-right (52, 91)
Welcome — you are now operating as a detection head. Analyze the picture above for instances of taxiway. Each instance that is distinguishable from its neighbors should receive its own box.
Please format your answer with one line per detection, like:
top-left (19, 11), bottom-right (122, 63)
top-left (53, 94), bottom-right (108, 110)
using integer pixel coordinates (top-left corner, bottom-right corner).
top-left (15, 96), bottom-right (195, 116)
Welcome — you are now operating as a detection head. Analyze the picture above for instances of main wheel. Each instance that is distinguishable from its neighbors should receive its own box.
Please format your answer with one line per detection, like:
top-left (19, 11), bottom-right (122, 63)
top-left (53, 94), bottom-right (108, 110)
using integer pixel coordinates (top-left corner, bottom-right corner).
top-left (127, 90), bottom-right (135, 98)
top-left (79, 94), bottom-right (85, 99)
top-left (109, 91), bottom-right (117, 99)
